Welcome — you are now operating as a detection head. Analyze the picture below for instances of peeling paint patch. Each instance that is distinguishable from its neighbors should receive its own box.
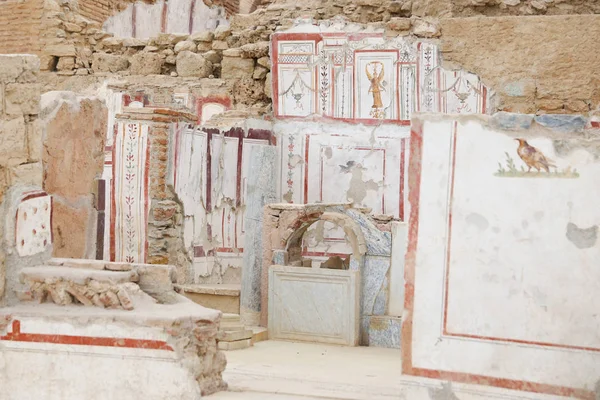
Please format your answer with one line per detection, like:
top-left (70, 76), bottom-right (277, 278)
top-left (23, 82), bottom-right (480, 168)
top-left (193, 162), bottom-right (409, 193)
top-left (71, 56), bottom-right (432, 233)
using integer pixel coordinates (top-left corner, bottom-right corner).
top-left (428, 382), bottom-right (461, 400)
top-left (465, 212), bottom-right (489, 232)
top-left (566, 222), bottom-right (598, 249)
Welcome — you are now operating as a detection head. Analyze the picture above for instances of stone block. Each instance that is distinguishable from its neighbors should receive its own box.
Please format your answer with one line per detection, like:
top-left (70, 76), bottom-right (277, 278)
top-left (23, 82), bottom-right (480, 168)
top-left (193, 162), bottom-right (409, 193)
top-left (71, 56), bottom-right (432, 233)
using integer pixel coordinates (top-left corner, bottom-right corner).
top-left (0, 117), bottom-right (28, 167)
top-left (411, 17), bottom-right (440, 38)
top-left (222, 48), bottom-right (242, 57)
top-left (253, 65), bottom-right (269, 80)
top-left (123, 38), bottom-right (147, 47)
top-left (257, 56), bottom-right (270, 69)
top-left (221, 57), bottom-right (254, 79)
top-left (174, 40), bottom-right (197, 54)
top-left (368, 316), bottom-right (401, 348)
top-left (135, 264), bottom-right (176, 301)
top-left (202, 50), bottom-right (221, 64)
top-left (489, 112), bottom-right (534, 131)
top-left (197, 42), bottom-right (213, 52)
top-left (214, 26), bottom-right (232, 40)
top-left (272, 250), bottom-right (288, 265)
top-left (176, 51), bottom-right (213, 78)
top-left (92, 53), bottom-right (129, 73)
top-left (386, 17), bottom-right (411, 32)
top-left (8, 162), bottom-right (43, 187)
top-left (56, 57), bottom-right (75, 71)
top-left (240, 41), bottom-right (270, 58)
top-left (27, 119), bottom-right (44, 162)
top-left (534, 114), bottom-right (587, 133)
top-left (212, 40), bottom-right (229, 51)
top-left (5, 83), bottom-right (40, 116)
top-left (217, 329), bottom-right (253, 342)
top-left (190, 31), bottom-right (214, 42)
top-left (268, 266), bottom-right (360, 346)
top-left (46, 44), bottom-right (76, 57)
top-left (63, 22), bottom-right (83, 33)
top-left (130, 52), bottom-right (163, 75)
top-left (217, 338), bottom-right (252, 351)
top-left (0, 55), bottom-right (39, 84)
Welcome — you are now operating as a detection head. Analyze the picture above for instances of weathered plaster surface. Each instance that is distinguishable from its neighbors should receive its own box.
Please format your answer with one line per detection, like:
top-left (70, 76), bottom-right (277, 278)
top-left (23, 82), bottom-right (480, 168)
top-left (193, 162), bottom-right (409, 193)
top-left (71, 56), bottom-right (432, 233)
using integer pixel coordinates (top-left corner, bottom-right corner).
top-left (403, 113), bottom-right (600, 398)
top-left (240, 145), bottom-right (277, 324)
top-left (103, 0), bottom-right (228, 39)
top-left (41, 92), bottom-right (107, 259)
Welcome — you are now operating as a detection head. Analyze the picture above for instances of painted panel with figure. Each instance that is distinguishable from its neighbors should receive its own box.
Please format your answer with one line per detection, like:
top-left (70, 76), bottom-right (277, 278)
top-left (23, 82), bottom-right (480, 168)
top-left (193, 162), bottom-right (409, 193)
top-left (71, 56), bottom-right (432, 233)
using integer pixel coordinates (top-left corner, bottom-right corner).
top-left (404, 116), bottom-right (600, 398)
top-left (272, 25), bottom-right (491, 123)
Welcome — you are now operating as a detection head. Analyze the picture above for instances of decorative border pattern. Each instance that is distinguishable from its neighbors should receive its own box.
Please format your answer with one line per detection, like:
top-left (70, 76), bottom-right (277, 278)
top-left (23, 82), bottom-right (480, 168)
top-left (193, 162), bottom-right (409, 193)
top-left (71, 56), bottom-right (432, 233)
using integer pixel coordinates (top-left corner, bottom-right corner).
top-left (112, 122), bottom-right (149, 263)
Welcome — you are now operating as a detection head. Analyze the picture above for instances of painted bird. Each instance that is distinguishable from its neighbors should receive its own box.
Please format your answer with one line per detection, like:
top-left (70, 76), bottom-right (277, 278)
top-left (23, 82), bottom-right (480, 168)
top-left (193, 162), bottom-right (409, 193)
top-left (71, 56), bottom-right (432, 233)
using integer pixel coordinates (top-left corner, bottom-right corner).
top-left (515, 138), bottom-right (556, 173)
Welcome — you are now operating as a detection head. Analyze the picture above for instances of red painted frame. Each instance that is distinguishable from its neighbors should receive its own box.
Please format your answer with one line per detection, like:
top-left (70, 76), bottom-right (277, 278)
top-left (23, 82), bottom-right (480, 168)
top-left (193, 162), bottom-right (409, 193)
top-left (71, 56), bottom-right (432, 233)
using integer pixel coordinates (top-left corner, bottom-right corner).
top-left (401, 120), bottom-right (595, 400)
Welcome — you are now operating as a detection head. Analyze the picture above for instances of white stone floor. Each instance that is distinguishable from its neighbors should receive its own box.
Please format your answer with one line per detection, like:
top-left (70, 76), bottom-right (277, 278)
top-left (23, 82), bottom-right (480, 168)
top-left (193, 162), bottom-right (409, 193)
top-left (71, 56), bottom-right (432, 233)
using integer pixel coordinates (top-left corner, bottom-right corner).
top-left (207, 340), bottom-right (573, 400)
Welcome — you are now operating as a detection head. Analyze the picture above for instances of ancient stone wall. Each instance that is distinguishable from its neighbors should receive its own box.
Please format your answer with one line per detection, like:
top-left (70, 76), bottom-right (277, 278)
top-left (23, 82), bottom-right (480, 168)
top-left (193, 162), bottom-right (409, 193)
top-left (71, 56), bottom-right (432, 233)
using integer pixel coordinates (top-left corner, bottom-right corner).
top-left (41, 93), bottom-right (107, 259)
top-left (78, 0), bottom-right (148, 24)
top-left (0, 54), bottom-right (44, 304)
top-left (0, 55), bottom-right (43, 201)
top-left (0, 0), bottom-right (44, 55)
top-left (440, 15), bottom-right (600, 115)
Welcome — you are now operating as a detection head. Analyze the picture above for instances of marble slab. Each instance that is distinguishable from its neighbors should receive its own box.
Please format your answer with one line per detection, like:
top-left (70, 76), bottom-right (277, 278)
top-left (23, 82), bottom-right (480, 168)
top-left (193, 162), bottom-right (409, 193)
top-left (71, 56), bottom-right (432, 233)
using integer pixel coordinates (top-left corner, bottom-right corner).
top-left (268, 265), bottom-right (360, 346)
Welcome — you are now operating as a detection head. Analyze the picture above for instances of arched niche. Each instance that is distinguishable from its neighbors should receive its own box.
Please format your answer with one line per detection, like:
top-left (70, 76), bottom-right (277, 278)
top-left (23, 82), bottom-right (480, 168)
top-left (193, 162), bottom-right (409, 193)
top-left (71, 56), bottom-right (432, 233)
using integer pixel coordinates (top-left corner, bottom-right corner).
top-left (259, 204), bottom-right (393, 345)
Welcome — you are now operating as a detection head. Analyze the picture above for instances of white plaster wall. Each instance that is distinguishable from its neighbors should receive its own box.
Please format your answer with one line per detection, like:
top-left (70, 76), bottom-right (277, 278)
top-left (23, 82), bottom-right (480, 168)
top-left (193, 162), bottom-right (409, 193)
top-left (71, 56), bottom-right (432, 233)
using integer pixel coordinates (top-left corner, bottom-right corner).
top-left (409, 117), bottom-right (600, 392)
top-left (103, 5), bottom-right (133, 38)
top-left (0, 318), bottom-right (201, 400)
top-left (102, 0), bottom-right (228, 39)
top-left (136, 0), bottom-right (165, 40)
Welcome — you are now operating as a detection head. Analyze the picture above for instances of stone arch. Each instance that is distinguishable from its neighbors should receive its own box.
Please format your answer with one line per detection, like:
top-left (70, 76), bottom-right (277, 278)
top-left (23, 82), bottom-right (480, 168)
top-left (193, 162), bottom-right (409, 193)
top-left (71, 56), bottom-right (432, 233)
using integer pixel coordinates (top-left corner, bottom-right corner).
top-left (282, 211), bottom-right (367, 265)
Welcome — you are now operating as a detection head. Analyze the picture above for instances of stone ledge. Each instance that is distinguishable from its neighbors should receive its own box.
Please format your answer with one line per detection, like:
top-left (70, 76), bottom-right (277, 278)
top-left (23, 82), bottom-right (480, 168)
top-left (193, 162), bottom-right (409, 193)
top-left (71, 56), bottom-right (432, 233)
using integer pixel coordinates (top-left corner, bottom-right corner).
top-left (19, 266), bottom-right (139, 285)
top-left (175, 284), bottom-right (241, 297)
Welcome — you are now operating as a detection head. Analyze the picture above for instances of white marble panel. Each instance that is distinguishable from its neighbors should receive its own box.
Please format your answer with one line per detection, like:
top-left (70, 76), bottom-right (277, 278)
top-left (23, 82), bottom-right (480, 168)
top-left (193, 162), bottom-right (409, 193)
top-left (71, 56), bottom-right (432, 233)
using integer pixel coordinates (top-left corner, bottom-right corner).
top-left (268, 265), bottom-right (360, 346)
top-left (15, 194), bottom-right (52, 257)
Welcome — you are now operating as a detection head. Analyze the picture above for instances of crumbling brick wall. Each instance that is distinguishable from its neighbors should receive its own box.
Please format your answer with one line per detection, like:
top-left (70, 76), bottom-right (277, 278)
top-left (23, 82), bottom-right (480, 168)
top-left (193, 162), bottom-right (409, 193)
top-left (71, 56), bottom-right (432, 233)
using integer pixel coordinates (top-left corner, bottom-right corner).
top-left (0, 0), bottom-right (43, 55)
top-left (77, 0), bottom-right (132, 24)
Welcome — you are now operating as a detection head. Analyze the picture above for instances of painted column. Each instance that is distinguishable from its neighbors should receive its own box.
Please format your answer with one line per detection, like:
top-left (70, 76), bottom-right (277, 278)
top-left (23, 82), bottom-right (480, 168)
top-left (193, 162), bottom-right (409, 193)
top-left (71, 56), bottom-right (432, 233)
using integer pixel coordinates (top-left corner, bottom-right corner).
top-left (240, 146), bottom-right (277, 325)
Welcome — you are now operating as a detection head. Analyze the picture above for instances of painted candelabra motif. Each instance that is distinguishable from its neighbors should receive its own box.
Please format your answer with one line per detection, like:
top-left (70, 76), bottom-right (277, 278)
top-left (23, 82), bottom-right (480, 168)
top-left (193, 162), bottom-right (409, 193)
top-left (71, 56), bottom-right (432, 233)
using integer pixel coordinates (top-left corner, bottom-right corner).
top-left (272, 27), bottom-right (491, 122)
top-left (365, 61), bottom-right (386, 119)
top-left (495, 138), bottom-right (579, 178)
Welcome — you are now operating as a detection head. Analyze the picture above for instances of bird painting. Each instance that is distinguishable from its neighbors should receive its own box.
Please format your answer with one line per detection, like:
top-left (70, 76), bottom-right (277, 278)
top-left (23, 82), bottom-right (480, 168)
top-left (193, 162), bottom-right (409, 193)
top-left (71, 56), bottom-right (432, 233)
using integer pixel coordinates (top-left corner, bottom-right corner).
top-left (515, 138), bottom-right (556, 173)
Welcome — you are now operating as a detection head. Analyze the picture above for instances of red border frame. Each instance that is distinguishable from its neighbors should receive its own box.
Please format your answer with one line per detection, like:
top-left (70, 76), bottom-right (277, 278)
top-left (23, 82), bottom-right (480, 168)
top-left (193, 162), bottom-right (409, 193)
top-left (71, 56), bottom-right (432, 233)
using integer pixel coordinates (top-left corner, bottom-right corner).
top-left (401, 119), bottom-right (595, 400)
top-left (1, 320), bottom-right (173, 351)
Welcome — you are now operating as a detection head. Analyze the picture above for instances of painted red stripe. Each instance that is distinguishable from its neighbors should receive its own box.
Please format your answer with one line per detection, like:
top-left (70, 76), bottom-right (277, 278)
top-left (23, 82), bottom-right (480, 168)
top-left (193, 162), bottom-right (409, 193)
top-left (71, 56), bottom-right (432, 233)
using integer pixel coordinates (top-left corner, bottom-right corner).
top-left (160, 2), bottom-right (168, 33)
top-left (441, 122), bottom-right (458, 334)
top-left (402, 120), bottom-right (596, 398)
top-left (304, 135), bottom-right (310, 203)
top-left (399, 138), bottom-right (406, 221)
top-left (1, 321), bottom-right (173, 352)
top-left (413, 368), bottom-right (593, 400)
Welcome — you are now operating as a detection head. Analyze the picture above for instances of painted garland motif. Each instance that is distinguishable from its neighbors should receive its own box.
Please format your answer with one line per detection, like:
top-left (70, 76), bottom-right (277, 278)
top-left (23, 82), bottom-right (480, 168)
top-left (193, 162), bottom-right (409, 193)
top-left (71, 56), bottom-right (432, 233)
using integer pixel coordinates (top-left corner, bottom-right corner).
top-left (115, 123), bottom-right (149, 263)
top-left (285, 134), bottom-right (296, 203)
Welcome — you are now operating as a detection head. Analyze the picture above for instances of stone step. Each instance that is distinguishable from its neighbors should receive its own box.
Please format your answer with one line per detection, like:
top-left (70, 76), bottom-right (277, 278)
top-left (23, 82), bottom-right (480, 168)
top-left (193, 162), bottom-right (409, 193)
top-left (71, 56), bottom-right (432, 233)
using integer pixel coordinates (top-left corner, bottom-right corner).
top-left (20, 266), bottom-right (139, 285)
top-left (176, 284), bottom-right (241, 314)
top-left (220, 323), bottom-right (245, 332)
top-left (217, 329), bottom-right (253, 342)
top-left (222, 313), bottom-right (241, 322)
top-left (218, 338), bottom-right (252, 351)
top-left (249, 326), bottom-right (268, 343)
